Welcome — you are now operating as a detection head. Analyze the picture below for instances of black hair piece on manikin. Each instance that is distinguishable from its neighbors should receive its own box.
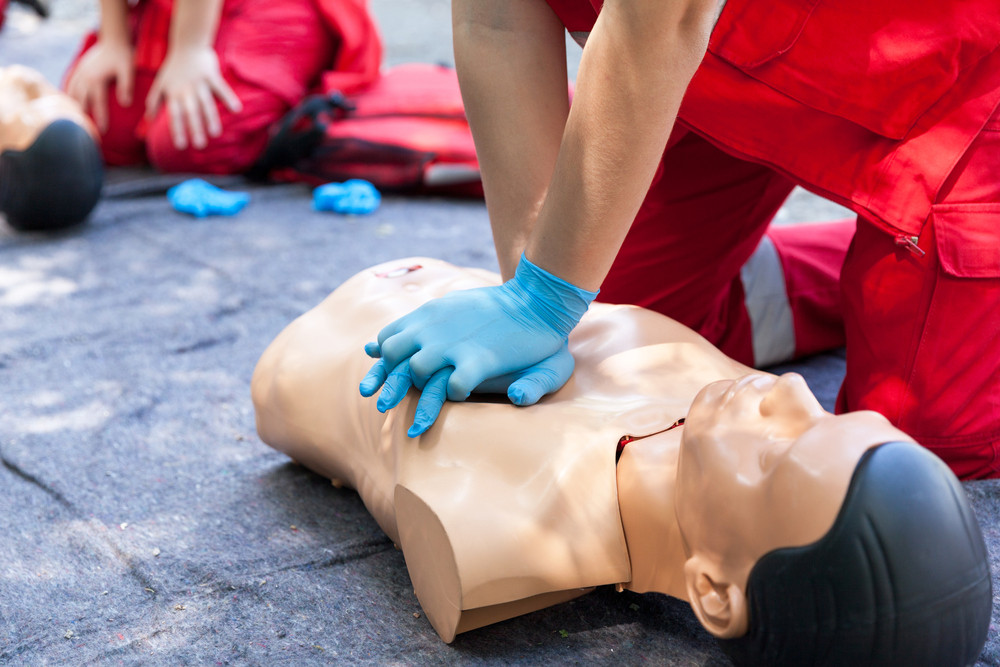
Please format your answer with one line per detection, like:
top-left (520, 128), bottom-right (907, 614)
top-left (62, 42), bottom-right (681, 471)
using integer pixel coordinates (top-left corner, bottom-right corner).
top-left (0, 119), bottom-right (103, 231)
top-left (719, 441), bottom-right (991, 667)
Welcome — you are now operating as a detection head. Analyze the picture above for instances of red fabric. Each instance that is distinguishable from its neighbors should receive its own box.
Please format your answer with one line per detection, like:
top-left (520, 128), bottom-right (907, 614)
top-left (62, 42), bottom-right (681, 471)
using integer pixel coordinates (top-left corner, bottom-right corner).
top-left (768, 219), bottom-right (853, 359)
top-left (313, 0), bottom-right (383, 96)
top-left (544, 0), bottom-right (597, 32)
top-left (598, 130), bottom-right (852, 367)
top-left (598, 127), bottom-right (795, 367)
top-left (131, 0), bottom-right (172, 72)
top-left (549, 0), bottom-right (1000, 237)
top-left (837, 114), bottom-right (1000, 480)
top-left (269, 64), bottom-right (480, 195)
top-left (65, 0), bottom-right (381, 173)
top-left (551, 0), bottom-right (1000, 477)
top-left (0, 0), bottom-right (8, 31)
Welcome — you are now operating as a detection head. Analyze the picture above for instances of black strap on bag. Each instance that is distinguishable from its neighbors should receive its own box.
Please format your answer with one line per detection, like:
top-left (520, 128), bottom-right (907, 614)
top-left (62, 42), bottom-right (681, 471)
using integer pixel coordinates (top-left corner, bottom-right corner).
top-left (246, 92), bottom-right (354, 182)
top-left (12, 0), bottom-right (49, 17)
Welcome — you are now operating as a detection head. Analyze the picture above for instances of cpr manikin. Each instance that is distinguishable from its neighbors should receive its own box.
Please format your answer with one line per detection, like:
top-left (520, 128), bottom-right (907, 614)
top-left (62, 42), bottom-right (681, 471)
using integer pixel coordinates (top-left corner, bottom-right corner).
top-left (0, 65), bottom-right (103, 231)
top-left (252, 258), bottom-right (991, 665)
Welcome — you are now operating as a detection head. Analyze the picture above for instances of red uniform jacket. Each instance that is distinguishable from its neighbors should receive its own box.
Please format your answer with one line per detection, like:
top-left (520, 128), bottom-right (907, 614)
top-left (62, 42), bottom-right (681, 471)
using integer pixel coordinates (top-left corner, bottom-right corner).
top-left (547, 0), bottom-right (1000, 238)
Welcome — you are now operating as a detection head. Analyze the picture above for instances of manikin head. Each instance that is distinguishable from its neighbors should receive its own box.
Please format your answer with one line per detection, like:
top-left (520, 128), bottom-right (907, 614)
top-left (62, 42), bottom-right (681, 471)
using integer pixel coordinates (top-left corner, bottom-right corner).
top-left (0, 65), bottom-right (103, 232)
top-left (675, 373), bottom-right (991, 665)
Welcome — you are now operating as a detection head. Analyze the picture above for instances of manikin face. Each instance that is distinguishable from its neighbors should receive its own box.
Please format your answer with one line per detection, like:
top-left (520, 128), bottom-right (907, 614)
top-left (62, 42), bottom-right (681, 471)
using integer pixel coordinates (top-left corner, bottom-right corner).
top-left (674, 373), bottom-right (912, 638)
top-left (0, 65), bottom-right (96, 151)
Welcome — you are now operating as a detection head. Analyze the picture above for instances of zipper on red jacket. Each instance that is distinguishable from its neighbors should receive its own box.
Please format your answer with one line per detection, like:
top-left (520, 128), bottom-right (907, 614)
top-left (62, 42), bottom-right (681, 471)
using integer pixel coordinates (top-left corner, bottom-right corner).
top-left (894, 234), bottom-right (926, 257)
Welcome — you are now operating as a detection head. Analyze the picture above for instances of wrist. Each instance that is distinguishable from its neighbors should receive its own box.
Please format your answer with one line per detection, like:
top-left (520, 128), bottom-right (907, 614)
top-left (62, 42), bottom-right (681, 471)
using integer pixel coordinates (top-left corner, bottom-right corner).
top-left (97, 0), bottom-right (130, 46)
top-left (164, 39), bottom-right (214, 63)
top-left (167, 0), bottom-right (223, 52)
top-left (167, 36), bottom-right (215, 54)
top-left (97, 26), bottom-right (131, 49)
top-left (509, 253), bottom-right (598, 337)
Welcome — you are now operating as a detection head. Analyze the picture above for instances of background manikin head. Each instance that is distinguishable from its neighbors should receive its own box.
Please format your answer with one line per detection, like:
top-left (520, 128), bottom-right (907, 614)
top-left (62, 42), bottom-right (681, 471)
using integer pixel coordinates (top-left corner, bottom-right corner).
top-left (0, 65), bottom-right (102, 232)
top-left (675, 373), bottom-right (991, 665)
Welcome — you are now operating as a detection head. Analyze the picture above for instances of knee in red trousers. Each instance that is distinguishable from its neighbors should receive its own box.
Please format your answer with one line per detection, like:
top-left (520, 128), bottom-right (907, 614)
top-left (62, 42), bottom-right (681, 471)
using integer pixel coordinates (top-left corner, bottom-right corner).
top-left (599, 129), bottom-right (796, 367)
top-left (144, 86), bottom-right (287, 174)
top-left (146, 114), bottom-right (260, 175)
top-left (97, 77), bottom-right (153, 167)
top-left (838, 214), bottom-right (1000, 480)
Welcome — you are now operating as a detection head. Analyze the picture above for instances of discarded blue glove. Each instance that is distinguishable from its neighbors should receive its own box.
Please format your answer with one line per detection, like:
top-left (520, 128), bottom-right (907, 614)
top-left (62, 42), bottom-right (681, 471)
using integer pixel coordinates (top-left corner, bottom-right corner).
top-left (313, 179), bottom-right (381, 215)
top-left (360, 254), bottom-right (598, 437)
top-left (167, 179), bottom-right (250, 218)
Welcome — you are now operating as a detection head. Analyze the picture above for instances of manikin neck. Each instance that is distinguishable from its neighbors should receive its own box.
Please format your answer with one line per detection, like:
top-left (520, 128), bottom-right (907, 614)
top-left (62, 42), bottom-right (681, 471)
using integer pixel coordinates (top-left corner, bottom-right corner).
top-left (615, 425), bottom-right (689, 600)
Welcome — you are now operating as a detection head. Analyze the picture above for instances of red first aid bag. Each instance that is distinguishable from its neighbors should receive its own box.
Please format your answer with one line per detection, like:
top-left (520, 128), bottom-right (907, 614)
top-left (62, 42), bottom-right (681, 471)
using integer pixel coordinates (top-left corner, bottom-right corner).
top-left (249, 63), bottom-right (482, 197)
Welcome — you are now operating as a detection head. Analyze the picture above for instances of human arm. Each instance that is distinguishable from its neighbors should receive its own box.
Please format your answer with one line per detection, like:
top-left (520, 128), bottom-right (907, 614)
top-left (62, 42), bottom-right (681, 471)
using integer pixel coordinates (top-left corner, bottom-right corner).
top-left (489, 0), bottom-right (718, 289)
top-left (65, 0), bottom-right (133, 133)
top-left (144, 0), bottom-right (242, 151)
top-left (362, 0), bottom-right (719, 432)
top-left (452, 0), bottom-right (571, 280)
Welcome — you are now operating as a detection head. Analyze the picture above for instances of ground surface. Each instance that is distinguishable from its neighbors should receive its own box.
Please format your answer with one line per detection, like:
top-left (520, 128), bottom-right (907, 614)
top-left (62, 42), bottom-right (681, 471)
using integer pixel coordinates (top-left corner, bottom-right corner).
top-left (2, 1), bottom-right (999, 665)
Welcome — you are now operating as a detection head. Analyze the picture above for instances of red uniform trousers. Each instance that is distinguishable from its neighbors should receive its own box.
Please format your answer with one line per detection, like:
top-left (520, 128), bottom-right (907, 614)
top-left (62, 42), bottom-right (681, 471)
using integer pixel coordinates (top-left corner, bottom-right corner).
top-left (838, 114), bottom-right (1000, 479)
top-left (548, 0), bottom-right (1000, 478)
top-left (599, 128), bottom-right (851, 369)
top-left (66, 0), bottom-right (336, 174)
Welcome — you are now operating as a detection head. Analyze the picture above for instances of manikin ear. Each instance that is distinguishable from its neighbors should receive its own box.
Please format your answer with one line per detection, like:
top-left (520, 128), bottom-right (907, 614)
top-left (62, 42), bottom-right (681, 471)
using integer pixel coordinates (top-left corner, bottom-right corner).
top-left (683, 557), bottom-right (749, 639)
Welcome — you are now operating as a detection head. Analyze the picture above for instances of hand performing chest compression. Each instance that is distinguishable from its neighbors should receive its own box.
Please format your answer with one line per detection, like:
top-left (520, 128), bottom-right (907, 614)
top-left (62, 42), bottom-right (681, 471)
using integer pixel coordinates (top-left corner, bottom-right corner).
top-left (359, 254), bottom-right (598, 436)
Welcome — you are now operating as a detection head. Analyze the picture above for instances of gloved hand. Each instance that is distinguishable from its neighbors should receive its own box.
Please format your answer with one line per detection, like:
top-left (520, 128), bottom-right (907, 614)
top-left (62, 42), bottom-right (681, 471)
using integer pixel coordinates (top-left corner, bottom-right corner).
top-left (167, 179), bottom-right (250, 218)
top-left (359, 254), bottom-right (598, 437)
top-left (362, 343), bottom-right (577, 437)
top-left (473, 343), bottom-right (575, 401)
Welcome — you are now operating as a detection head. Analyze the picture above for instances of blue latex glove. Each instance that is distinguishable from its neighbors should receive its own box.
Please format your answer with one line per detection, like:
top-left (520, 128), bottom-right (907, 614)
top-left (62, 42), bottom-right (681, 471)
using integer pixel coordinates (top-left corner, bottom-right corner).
top-left (167, 179), bottom-right (250, 218)
top-left (359, 254), bottom-right (598, 437)
top-left (313, 179), bottom-right (381, 215)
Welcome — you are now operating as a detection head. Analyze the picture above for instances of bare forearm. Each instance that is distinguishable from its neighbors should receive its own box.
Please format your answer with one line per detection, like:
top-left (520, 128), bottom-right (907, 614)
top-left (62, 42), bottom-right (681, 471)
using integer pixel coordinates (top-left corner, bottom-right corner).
top-left (97, 0), bottom-right (129, 45)
top-left (526, 0), bottom-right (717, 290)
top-left (453, 0), bottom-right (569, 280)
top-left (169, 0), bottom-right (225, 51)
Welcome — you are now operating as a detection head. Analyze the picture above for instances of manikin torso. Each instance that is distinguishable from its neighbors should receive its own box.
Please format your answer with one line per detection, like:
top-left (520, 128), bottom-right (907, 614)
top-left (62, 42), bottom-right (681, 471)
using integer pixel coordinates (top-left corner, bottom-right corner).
top-left (252, 258), bottom-right (910, 642)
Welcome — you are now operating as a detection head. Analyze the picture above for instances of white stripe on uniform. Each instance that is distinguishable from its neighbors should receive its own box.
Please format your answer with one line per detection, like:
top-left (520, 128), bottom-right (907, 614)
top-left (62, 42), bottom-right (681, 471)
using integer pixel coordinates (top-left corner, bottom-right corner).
top-left (741, 235), bottom-right (796, 367)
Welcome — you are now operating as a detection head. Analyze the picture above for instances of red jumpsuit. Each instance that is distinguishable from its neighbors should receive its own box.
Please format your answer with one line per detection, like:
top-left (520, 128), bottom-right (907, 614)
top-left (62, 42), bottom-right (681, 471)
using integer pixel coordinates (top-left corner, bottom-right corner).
top-left (547, 0), bottom-right (1000, 478)
top-left (64, 0), bottom-right (381, 174)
